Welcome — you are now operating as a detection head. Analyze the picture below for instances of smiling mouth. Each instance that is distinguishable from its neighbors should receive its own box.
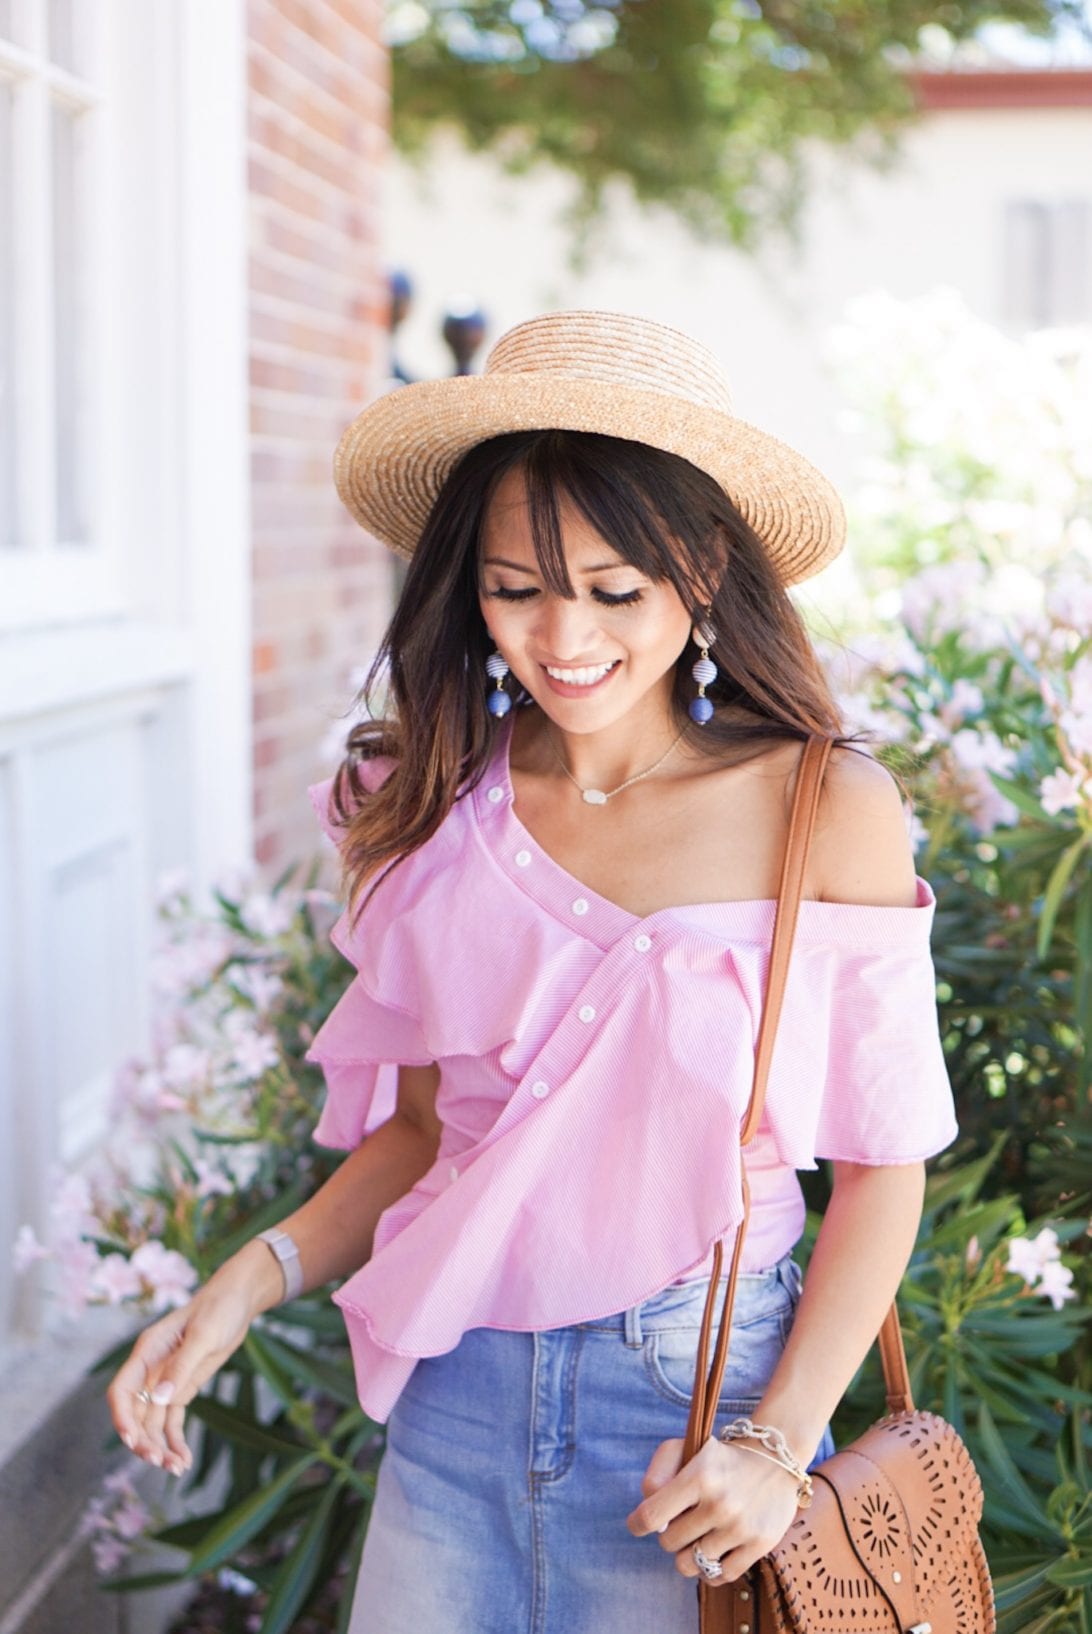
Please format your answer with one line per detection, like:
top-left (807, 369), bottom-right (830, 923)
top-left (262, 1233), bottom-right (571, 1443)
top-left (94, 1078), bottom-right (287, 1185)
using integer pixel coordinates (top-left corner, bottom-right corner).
top-left (542, 660), bottom-right (621, 688)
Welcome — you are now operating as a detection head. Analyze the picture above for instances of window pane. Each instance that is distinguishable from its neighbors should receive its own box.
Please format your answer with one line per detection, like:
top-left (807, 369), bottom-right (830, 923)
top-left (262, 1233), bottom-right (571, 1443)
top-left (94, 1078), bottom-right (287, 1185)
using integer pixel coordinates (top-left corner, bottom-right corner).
top-left (0, 81), bottom-right (14, 548)
top-left (52, 99), bottom-right (90, 544)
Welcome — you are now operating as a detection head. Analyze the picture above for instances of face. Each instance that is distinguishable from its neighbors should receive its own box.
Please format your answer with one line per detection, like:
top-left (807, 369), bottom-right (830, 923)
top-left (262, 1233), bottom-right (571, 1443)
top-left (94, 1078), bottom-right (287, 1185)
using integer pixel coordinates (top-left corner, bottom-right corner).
top-left (477, 464), bottom-right (695, 732)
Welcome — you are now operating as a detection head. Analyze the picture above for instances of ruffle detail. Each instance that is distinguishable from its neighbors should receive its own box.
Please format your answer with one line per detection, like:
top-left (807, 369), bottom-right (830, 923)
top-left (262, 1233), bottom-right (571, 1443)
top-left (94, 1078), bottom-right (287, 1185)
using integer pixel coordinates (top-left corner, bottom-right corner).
top-left (731, 927), bottom-right (960, 1172)
top-left (304, 977), bottom-right (435, 1148)
top-left (306, 754), bottom-right (437, 1148)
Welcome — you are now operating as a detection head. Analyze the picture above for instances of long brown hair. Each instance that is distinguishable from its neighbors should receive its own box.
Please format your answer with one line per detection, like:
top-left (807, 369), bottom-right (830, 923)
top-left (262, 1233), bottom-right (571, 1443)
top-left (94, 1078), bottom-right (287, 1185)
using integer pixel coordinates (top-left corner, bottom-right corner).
top-left (328, 428), bottom-right (867, 932)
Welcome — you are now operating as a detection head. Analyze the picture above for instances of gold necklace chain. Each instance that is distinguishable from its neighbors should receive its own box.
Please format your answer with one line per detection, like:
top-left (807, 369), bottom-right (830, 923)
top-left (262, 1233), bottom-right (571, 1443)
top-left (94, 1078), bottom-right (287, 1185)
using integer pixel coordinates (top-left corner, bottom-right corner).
top-left (543, 722), bottom-right (688, 806)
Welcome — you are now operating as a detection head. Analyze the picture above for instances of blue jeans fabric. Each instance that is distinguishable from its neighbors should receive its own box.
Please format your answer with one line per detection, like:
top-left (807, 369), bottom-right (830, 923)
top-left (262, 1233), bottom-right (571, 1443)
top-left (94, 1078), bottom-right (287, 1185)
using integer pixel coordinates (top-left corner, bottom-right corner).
top-left (346, 1249), bottom-right (835, 1633)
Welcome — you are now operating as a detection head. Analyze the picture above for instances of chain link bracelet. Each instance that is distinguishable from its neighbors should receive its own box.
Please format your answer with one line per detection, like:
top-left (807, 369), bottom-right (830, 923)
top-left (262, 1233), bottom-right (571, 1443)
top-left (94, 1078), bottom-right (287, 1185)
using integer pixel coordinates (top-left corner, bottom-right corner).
top-left (717, 1416), bottom-right (814, 1510)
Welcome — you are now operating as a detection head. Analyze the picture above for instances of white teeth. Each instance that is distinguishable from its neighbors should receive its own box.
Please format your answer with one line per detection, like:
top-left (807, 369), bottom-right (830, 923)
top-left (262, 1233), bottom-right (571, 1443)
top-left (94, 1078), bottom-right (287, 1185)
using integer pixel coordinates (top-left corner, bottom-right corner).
top-left (545, 662), bottom-right (616, 686)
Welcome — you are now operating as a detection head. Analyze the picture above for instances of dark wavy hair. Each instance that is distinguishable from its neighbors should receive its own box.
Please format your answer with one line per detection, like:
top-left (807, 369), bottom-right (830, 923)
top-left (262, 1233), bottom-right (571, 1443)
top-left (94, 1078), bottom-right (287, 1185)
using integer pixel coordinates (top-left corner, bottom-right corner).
top-left (327, 428), bottom-right (867, 931)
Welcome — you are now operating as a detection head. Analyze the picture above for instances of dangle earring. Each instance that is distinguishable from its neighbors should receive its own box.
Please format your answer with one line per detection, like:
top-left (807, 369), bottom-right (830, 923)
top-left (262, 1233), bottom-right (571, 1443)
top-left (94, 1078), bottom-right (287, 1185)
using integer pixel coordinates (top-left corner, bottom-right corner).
top-left (688, 609), bottom-right (718, 725)
top-left (485, 647), bottom-right (512, 718)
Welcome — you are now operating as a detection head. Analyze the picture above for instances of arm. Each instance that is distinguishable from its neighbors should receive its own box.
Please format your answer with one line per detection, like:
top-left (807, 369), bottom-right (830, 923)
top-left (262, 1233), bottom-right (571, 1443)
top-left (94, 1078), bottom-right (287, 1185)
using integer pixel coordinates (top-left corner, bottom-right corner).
top-left (107, 1061), bottom-right (441, 1471)
top-left (628, 747), bottom-right (931, 1580)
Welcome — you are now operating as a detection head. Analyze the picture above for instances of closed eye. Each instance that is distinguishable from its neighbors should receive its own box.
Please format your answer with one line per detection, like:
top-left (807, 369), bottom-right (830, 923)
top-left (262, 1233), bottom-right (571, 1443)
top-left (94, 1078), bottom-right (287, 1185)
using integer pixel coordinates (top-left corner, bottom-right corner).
top-left (486, 587), bottom-right (644, 606)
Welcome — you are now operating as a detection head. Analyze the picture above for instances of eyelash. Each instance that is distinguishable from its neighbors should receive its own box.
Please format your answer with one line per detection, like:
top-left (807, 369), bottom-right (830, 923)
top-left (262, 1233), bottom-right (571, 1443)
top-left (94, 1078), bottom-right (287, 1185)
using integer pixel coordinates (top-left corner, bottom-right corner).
top-left (487, 587), bottom-right (644, 607)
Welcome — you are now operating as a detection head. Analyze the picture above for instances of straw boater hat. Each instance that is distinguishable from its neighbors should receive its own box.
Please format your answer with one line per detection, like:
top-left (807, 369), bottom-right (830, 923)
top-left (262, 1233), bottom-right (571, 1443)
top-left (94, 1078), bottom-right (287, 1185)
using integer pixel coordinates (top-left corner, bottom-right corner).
top-left (333, 309), bottom-right (846, 586)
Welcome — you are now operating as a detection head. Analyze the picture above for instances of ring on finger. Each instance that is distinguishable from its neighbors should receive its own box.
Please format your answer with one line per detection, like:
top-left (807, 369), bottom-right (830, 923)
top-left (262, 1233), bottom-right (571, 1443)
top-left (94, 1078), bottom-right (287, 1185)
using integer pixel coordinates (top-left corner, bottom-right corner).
top-left (692, 1543), bottom-right (724, 1582)
top-left (135, 1387), bottom-right (154, 1405)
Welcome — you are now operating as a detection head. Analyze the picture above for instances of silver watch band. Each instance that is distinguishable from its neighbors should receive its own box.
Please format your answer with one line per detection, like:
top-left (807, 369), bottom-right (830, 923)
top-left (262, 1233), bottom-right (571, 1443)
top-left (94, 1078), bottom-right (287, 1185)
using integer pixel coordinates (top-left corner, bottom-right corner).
top-left (257, 1227), bottom-right (303, 1303)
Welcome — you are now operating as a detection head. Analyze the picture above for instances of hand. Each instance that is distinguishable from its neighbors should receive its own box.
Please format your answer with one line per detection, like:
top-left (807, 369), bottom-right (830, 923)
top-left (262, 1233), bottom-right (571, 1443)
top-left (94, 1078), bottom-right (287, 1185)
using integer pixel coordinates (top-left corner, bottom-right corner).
top-left (105, 1245), bottom-right (273, 1475)
top-left (625, 1433), bottom-right (802, 1585)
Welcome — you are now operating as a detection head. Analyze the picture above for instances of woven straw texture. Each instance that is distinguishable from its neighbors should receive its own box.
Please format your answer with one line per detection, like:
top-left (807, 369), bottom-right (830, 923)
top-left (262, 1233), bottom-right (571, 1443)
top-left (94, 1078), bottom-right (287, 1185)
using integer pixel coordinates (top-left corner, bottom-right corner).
top-left (333, 310), bottom-right (846, 587)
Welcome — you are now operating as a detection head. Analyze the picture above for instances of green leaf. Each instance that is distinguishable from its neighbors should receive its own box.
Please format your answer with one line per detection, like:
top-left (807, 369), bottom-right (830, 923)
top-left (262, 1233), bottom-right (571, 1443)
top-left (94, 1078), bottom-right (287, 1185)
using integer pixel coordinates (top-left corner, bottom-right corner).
top-left (333, 1508), bottom-right (371, 1634)
top-left (259, 1476), bottom-right (345, 1634)
top-left (188, 1393), bottom-right (307, 1457)
top-left (1038, 835), bottom-right (1089, 960)
top-left (986, 772), bottom-right (1052, 822)
top-left (251, 1327), bottom-right (360, 1409)
top-left (976, 1399), bottom-right (1053, 1533)
top-left (185, 1452), bottom-right (315, 1574)
top-left (242, 1327), bottom-right (306, 1415)
top-left (95, 1567), bottom-right (191, 1593)
top-left (991, 1560), bottom-right (1053, 1606)
top-left (1047, 1557), bottom-right (1092, 1590)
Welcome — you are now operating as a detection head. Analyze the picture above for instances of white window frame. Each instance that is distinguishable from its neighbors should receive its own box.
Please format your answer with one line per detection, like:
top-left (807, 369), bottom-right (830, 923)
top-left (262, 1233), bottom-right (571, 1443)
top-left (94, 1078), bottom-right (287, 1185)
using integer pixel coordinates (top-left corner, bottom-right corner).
top-left (0, 0), bottom-right (126, 625)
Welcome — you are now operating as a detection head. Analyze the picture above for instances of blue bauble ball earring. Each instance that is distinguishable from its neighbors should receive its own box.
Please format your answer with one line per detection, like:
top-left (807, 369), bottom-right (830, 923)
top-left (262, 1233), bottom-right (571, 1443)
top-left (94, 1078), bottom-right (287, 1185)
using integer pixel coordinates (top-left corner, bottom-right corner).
top-left (486, 649), bottom-right (512, 718)
top-left (688, 613), bottom-right (718, 725)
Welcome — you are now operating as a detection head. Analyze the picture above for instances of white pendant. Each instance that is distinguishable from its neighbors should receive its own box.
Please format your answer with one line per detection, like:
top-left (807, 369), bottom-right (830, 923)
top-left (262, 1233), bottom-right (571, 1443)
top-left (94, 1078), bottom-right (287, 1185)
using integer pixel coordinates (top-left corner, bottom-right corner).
top-left (582, 788), bottom-right (609, 805)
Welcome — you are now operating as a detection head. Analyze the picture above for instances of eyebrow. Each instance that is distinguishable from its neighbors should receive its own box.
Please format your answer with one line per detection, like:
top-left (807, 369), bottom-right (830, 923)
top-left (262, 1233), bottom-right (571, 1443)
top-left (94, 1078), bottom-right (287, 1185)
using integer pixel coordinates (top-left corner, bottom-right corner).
top-left (482, 556), bottom-right (636, 574)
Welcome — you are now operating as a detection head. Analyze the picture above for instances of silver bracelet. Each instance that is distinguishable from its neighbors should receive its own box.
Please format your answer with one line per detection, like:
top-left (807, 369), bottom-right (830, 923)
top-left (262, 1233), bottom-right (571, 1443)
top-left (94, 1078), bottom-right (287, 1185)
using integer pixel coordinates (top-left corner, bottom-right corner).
top-left (718, 1416), bottom-right (814, 1509)
top-left (257, 1227), bottom-right (303, 1303)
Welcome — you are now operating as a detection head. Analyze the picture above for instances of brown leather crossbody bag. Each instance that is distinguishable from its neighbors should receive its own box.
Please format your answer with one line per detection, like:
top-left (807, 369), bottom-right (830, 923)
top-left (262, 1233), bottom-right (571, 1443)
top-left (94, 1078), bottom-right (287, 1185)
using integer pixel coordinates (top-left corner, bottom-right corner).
top-left (682, 733), bottom-right (996, 1634)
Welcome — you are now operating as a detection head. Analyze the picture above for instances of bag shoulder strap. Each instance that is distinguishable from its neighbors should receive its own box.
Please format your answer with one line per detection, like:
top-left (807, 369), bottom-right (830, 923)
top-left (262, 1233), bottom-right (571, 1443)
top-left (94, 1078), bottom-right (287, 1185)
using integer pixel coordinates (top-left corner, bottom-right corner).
top-left (681, 734), bottom-right (913, 1464)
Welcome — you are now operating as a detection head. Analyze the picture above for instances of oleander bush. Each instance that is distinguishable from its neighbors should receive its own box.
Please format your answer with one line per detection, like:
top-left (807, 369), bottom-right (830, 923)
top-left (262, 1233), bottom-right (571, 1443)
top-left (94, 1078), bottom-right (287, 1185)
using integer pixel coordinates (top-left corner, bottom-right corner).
top-left (12, 290), bottom-right (1092, 1632)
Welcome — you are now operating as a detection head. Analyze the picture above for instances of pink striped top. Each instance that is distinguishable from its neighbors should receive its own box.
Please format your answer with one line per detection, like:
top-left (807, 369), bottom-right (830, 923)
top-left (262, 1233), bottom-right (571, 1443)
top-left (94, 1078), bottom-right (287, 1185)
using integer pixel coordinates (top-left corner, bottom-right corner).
top-left (305, 714), bottom-right (958, 1423)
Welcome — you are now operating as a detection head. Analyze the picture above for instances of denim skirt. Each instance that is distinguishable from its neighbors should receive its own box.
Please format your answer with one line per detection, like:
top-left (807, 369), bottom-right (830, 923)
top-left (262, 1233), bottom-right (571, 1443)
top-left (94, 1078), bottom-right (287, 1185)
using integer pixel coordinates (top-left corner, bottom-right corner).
top-left (346, 1249), bottom-right (835, 1634)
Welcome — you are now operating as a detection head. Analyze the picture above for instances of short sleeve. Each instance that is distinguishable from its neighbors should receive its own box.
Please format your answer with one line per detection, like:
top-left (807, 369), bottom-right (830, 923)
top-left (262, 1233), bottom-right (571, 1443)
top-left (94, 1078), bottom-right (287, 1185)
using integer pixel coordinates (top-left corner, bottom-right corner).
top-left (758, 884), bottom-right (959, 1170)
top-left (304, 756), bottom-right (433, 1150)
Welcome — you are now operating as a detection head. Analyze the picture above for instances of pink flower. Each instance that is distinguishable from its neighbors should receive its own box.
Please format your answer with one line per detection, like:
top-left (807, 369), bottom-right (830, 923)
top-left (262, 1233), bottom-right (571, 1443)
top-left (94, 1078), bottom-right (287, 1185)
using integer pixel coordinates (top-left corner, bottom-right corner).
top-left (112, 1496), bottom-right (152, 1541)
top-left (1038, 1260), bottom-right (1076, 1310)
top-left (56, 1238), bottom-right (102, 1318)
top-left (239, 891), bottom-right (297, 939)
top-left (12, 1224), bottom-right (51, 1274)
top-left (1040, 767), bottom-right (1084, 815)
top-left (228, 964), bottom-right (285, 1013)
top-left (129, 1240), bottom-right (198, 1312)
top-left (227, 1028), bottom-right (281, 1083)
top-left (50, 1171), bottom-right (98, 1239)
top-left (91, 1533), bottom-right (130, 1575)
top-left (162, 1043), bottom-right (212, 1092)
top-left (193, 1158), bottom-right (234, 1199)
top-left (91, 1254), bottom-right (144, 1305)
top-left (938, 679), bottom-right (984, 730)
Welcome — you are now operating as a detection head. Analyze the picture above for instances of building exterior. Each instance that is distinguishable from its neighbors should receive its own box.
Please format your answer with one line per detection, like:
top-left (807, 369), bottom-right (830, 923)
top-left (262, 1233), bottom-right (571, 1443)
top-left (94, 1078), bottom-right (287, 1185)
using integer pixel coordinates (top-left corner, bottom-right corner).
top-left (0, 3), bottom-right (389, 1628)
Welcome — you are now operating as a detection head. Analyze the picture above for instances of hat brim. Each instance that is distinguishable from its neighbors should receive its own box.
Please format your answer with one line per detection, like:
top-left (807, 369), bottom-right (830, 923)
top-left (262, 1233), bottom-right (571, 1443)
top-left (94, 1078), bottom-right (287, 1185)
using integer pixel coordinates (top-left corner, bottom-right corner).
top-left (333, 374), bottom-right (846, 586)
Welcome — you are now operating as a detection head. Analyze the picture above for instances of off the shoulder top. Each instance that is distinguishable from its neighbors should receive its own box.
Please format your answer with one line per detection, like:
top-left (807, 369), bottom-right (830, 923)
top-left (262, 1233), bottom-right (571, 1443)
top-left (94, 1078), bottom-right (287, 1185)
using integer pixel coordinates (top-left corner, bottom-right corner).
top-left (304, 713), bottom-right (959, 1423)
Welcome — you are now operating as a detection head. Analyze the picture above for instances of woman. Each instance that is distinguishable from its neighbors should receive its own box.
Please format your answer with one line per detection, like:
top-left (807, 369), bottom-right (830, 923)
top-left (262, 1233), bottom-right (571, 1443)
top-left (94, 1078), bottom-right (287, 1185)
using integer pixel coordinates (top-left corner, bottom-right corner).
top-left (107, 310), bottom-right (958, 1632)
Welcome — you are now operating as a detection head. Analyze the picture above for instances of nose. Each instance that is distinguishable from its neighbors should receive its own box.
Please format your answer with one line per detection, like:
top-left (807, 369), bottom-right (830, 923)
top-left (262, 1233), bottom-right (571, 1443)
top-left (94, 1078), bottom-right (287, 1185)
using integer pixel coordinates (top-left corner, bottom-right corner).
top-left (533, 595), bottom-right (608, 664)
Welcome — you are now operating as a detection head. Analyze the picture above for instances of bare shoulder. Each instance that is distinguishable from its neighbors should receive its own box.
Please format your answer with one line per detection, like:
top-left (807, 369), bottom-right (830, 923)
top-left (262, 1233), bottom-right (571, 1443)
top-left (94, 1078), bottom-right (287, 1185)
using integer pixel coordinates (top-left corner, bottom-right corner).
top-left (808, 743), bottom-right (919, 909)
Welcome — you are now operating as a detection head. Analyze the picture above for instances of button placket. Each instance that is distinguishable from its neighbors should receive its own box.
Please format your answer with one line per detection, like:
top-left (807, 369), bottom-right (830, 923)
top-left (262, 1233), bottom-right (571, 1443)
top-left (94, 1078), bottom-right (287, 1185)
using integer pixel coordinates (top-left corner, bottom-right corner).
top-left (514, 924), bottom-right (665, 1114)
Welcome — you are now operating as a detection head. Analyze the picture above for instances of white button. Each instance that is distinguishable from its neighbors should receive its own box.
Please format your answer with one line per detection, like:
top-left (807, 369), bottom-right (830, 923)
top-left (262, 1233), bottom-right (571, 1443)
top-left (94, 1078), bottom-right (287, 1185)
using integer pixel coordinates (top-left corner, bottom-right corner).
top-left (634, 933), bottom-right (652, 951)
top-left (572, 896), bottom-right (589, 915)
top-left (578, 1004), bottom-right (596, 1023)
top-left (530, 1079), bottom-right (550, 1099)
top-left (515, 849), bottom-right (532, 867)
top-left (448, 1164), bottom-right (459, 1182)
top-left (487, 786), bottom-right (504, 803)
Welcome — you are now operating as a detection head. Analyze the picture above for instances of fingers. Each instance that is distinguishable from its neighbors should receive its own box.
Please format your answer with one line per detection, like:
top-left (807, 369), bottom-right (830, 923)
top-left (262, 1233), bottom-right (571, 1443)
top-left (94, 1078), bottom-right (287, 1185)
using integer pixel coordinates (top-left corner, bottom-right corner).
top-left (106, 1313), bottom-right (185, 1453)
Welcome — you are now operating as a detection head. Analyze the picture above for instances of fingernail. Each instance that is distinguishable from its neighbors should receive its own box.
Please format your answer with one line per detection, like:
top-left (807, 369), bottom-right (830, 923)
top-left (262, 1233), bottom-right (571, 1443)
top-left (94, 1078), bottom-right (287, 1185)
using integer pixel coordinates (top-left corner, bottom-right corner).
top-left (122, 1432), bottom-right (135, 1450)
top-left (148, 1450), bottom-right (162, 1467)
top-left (658, 1521), bottom-right (669, 1534)
top-left (150, 1382), bottom-right (174, 1405)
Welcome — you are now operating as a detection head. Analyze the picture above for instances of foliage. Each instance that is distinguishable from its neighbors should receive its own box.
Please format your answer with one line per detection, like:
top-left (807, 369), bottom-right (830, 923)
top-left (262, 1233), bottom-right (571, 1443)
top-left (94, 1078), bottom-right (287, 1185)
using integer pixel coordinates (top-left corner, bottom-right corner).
top-left (815, 292), bottom-right (1092, 1190)
top-left (13, 858), bottom-right (382, 1630)
top-left (388, 0), bottom-right (1091, 252)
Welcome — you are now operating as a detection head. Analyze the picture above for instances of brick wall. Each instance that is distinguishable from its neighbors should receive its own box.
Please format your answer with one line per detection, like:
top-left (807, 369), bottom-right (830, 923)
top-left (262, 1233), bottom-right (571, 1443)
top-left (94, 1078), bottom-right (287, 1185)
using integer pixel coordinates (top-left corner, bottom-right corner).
top-left (247, 0), bottom-right (394, 872)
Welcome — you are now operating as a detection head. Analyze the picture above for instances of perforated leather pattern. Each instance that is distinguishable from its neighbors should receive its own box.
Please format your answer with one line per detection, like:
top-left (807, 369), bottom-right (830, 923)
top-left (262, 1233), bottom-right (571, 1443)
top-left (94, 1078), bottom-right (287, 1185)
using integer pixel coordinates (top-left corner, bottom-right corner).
top-left (699, 1411), bottom-right (996, 1634)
